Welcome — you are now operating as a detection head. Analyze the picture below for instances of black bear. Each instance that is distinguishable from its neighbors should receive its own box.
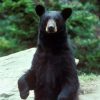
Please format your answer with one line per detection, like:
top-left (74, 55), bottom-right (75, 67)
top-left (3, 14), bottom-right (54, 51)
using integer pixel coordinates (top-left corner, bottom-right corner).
top-left (18, 5), bottom-right (79, 100)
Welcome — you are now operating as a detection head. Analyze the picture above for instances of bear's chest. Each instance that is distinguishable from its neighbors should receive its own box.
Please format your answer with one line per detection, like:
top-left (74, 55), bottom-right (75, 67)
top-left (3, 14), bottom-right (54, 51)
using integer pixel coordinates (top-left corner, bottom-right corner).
top-left (34, 52), bottom-right (67, 89)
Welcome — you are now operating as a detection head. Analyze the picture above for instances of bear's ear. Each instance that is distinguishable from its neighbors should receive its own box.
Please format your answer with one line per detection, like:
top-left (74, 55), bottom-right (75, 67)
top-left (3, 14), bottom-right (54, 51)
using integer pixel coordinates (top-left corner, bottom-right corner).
top-left (61, 8), bottom-right (72, 20)
top-left (35, 5), bottom-right (45, 17)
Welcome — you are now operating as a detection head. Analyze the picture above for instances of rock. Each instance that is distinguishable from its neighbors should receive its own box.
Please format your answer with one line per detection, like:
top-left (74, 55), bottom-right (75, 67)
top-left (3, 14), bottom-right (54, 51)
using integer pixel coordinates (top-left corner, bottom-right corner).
top-left (0, 48), bottom-right (36, 100)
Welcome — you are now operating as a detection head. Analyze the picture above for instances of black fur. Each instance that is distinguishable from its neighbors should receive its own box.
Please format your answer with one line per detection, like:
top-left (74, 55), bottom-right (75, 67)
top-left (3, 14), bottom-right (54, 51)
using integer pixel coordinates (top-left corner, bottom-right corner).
top-left (18, 5), bottom-right (79, 100)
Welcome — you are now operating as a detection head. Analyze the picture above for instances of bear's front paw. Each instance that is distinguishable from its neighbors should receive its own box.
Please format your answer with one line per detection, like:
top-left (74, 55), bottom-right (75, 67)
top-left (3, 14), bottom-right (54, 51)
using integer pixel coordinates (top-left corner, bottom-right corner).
top-left (57, 95), bottom-right (68, 100)
top-left (18, 76), bottom-right (29, 99)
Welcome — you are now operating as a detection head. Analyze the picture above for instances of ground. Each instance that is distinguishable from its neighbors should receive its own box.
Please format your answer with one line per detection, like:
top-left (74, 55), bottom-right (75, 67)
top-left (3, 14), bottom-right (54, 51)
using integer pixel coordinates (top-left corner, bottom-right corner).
top-left (0, 48), bottom-right (100, 100)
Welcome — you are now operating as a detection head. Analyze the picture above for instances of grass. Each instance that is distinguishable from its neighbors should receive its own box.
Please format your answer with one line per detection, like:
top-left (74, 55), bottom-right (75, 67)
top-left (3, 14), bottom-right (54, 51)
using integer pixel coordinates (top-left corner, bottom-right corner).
top-left (78, 70), bottom-right (99, 86)
top-left (79, 73), bottom-right (97, 82)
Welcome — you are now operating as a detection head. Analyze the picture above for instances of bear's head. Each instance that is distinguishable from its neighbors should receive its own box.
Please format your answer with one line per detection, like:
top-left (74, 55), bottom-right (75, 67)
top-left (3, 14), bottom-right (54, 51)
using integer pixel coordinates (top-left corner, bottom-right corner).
top-left (35, 5), bottom-right (72, 34)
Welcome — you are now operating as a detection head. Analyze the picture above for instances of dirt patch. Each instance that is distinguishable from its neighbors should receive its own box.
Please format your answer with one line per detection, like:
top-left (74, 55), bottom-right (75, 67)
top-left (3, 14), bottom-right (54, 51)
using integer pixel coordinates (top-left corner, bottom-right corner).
top-left (79, 76), bottom-right (100, 100)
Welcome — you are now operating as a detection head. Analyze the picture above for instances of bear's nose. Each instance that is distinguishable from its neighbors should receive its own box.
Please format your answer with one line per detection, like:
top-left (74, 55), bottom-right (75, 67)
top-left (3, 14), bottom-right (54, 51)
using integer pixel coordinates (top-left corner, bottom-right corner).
top-left (46, 19), bottom-right (57, 33)
top-left (48, 26), bottom-right (55, 33)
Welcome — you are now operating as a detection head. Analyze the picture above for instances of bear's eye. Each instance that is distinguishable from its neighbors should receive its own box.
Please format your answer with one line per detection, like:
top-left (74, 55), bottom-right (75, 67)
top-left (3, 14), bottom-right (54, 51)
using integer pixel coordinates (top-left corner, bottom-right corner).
top-left (40, 16), bottom-right (50, 26)
top-left (55, 18), bottom-right (63, 26)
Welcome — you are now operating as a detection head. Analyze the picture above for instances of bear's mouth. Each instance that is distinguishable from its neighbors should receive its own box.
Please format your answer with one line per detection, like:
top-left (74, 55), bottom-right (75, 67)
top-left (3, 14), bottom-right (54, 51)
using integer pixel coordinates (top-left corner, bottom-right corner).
top-left (46, 19), bottom-right (57, 33)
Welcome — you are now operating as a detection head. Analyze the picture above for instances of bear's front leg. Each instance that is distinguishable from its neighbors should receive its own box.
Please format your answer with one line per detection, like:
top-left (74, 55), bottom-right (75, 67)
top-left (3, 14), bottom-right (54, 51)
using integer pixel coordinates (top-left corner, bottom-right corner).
top-left (18, 70), bottom-right (36, 99)
top-left (18, 75), bottom-right (29, 99)
top-left (57, 75), bottom-right (79, 100)
top-left (57, 83), bottom-right (79, 100)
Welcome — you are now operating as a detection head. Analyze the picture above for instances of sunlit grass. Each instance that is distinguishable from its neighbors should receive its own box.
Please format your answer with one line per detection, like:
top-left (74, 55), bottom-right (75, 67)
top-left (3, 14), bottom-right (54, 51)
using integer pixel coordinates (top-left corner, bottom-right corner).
top-left (78, 71), bottom-right (99, 85)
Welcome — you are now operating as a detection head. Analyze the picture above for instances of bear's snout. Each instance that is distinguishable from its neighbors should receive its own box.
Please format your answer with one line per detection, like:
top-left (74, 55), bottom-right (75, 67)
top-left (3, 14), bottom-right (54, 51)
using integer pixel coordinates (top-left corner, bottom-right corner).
top-left (46, 19), bottom-right (57, 33)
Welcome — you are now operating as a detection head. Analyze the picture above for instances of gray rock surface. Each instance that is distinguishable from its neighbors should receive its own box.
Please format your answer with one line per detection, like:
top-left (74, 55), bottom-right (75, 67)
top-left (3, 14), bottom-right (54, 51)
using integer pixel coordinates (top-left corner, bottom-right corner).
top-left (0, 48), bottom-right (36, 100)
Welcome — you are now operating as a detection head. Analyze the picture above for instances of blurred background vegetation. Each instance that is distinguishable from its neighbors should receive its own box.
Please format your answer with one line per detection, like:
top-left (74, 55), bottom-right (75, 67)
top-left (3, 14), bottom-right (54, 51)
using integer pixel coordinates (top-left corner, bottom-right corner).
top-left (0, 0), bottom-right (100, 72)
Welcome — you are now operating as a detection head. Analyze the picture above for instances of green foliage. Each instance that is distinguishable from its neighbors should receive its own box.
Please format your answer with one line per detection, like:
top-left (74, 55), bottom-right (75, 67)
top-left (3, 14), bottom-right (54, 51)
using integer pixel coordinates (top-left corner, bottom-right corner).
top-left (74, 37), bottom-right (100, 70)
top-left (0, 0), bottom-right (38, 56)
top-left (0, 0), bottom-right (100, 71)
